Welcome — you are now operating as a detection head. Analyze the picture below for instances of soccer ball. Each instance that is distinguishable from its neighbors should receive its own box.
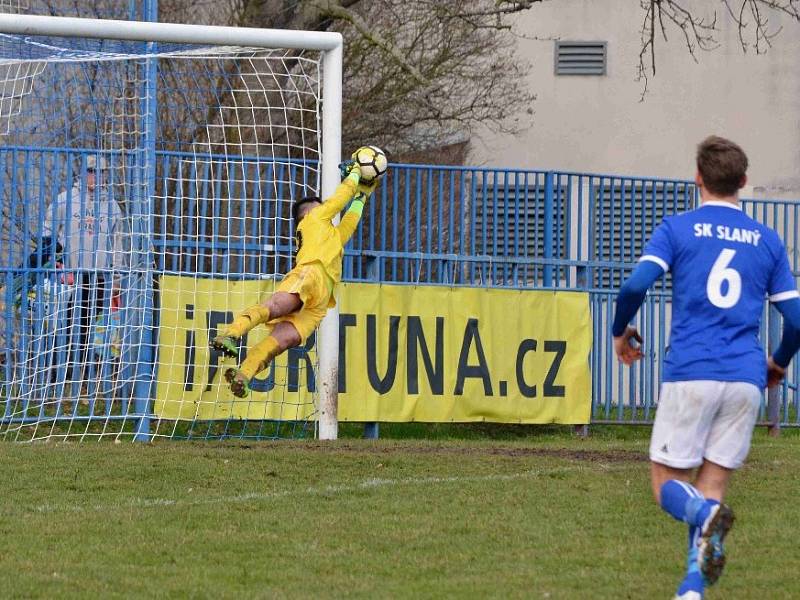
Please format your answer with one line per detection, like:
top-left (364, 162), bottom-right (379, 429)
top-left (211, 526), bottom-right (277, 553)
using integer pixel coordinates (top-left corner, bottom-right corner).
top-left (353, 146), bottom-right (388, 183)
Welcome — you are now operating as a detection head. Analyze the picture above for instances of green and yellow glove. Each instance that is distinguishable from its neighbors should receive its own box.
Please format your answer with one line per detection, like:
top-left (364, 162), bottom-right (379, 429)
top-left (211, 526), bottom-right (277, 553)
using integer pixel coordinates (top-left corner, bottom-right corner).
top-left (339, 160), bottom-right (358, 180)
top-left (347, 191), bottom-right (368, 217)
top-left (339, 160), bottom-right (362, 190)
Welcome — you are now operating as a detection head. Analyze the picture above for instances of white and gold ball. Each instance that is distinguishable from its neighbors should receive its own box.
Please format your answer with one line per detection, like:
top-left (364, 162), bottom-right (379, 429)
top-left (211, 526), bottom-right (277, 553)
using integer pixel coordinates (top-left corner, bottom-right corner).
top-left (354, 145), bottom-right (388, 183)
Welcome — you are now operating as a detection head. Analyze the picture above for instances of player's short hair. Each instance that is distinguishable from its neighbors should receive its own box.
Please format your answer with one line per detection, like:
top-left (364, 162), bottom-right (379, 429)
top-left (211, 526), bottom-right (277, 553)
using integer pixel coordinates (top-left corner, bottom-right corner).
top-left (696, 136), bottom-right (748, 197)
top-left (292, 196), bottom-right (321, 224)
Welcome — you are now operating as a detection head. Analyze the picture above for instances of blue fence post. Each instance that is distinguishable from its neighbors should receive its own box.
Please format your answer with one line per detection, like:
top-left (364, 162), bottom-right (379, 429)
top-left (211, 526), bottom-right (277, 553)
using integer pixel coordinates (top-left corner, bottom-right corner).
top-left (767, 304), bottom-right (781, 436)
top-left (543, 171), bottom-right (555, 287)
top-left (363, 422), bottom-right (380, 439)
top-left (363, 255), bottom-right (380, 439)
top-left (133, 0), bottom-right (158, 442)
top-left (575, 264), bottom-right (589, 437)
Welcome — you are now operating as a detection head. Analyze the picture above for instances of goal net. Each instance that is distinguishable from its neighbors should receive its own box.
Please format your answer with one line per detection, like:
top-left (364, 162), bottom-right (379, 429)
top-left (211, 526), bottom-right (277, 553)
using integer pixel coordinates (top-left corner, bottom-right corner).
top-left (0, 15), bottom-right (343, 441)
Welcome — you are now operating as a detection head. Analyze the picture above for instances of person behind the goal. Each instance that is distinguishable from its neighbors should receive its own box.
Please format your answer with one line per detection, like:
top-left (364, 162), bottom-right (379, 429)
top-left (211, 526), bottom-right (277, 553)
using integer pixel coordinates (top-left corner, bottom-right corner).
top-left (210, 150), bottom-right (383, 398)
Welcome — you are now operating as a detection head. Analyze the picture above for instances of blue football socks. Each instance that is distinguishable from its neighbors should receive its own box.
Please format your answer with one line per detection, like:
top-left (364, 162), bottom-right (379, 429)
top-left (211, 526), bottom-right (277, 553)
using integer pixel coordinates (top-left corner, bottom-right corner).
top-left (661, 481), bottom-right (725, 598)
top-left (677, 525), bottom-right (705, 597)
top-left (660, 480), bottom-right (719, 527)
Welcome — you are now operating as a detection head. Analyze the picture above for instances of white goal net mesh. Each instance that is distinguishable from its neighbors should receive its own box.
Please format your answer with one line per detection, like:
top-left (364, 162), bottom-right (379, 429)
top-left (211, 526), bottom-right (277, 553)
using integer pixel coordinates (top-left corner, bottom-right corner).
top-left (0, 33), bottom-right (324, 441)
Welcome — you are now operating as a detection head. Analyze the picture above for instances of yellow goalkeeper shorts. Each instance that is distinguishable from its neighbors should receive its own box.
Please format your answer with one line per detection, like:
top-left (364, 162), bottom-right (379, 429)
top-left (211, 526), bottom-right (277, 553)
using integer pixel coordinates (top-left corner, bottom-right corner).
top-left (270, 262), bottom-right (334, 343)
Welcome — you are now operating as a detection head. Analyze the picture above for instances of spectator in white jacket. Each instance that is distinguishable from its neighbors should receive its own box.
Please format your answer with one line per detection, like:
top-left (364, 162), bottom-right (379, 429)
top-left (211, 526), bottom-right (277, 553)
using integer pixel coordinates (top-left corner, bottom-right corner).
top-left (42, 154), bottom-right (126, 389)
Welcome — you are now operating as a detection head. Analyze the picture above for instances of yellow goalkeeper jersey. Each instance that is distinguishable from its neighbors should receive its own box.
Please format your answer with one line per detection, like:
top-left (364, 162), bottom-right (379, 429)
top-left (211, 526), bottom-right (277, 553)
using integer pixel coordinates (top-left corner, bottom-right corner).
top-left (294, 177), bottom-right (363, 285)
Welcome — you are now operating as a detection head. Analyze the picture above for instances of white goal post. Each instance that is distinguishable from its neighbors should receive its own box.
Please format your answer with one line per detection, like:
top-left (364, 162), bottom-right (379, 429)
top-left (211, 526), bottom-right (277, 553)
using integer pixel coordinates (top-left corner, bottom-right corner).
top-left (0, 14), bottom-right (343, 441)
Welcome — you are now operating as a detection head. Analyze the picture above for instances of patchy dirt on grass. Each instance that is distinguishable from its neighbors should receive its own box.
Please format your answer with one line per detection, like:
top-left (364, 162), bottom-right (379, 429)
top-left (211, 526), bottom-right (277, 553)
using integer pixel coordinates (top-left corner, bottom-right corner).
top-left (221, 442), bottom-right (648, 463)
top-left (348, 445), bottom-right (648, 463)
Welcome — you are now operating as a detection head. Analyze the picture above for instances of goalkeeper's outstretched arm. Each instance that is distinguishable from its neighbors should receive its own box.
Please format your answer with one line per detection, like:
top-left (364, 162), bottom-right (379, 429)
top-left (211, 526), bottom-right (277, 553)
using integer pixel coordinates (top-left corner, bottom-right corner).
top-left (337, 192), bottom-right (368, 244)
top-left (314, 171), bottom-right (360, 221)
top-left (334, 160), bottom-right (379, 242)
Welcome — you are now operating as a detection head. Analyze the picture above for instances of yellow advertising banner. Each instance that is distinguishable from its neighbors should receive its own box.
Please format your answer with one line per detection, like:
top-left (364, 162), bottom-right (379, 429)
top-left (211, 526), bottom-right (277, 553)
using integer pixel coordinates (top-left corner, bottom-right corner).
top-left (155, 276), bottom-right (592, 424)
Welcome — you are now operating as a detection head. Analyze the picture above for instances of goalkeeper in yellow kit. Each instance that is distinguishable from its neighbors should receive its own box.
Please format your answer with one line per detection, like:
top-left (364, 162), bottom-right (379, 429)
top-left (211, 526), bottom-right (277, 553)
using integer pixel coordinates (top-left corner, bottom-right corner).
top-left (210, 153), bottom-right (382, 398)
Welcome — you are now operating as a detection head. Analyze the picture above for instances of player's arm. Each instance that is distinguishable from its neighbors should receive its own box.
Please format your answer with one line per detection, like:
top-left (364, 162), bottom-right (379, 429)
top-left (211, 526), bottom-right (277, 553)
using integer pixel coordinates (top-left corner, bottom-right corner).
top-left (765, 245), bottom-right (800, 386)
top-left (612, 260), bottom-right (666, 364)
top-left (338, 173), bottom-right (379, 241)
top-left (771, 298), bottom-right (800, 381)
top-left (337, 192), bottom-right (370, 244)
top-left (612, 220), bottom-right (673, 365)
top-left (314, 171), bottom-right (361, 221)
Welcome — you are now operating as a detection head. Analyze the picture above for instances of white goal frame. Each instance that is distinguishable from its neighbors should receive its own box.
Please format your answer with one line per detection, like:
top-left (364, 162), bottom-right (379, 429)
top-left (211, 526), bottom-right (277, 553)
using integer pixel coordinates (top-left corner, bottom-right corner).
top-left (0, 14), bottom-right (343, 440)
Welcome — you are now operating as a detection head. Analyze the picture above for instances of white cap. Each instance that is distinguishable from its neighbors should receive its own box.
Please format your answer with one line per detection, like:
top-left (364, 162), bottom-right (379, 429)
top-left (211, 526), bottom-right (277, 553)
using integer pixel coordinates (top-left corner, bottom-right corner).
top-left (86, 155), bottom-right (107, 171)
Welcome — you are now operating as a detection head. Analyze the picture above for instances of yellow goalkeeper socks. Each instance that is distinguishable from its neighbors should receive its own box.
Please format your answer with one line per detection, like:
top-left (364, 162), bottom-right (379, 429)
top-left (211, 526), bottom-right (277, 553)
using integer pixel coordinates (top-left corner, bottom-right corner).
top-left (239, 336), bottom-right (282, 379)
top-left (224, 304), bottom-right (271, 337)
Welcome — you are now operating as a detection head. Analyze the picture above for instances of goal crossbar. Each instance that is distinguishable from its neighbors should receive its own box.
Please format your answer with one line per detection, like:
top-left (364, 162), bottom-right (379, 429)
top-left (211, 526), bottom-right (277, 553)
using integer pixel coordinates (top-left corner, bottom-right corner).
top-left (0, 14), bottom-right (343, 51)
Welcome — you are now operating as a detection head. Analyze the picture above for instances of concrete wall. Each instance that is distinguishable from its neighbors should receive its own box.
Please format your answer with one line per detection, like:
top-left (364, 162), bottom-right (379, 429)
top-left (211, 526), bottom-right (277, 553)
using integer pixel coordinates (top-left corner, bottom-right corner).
top-left (469, 0), bottom-right (800, 195)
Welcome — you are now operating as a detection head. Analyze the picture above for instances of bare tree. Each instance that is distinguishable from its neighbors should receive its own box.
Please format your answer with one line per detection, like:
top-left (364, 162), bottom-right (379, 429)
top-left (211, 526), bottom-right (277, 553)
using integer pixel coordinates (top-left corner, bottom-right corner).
top-left (638, 0), bottom-right (800, 98)
top-left (155, 0), bottom-right (800, 148)
top-left (154, 0), bottom-right (536, 155)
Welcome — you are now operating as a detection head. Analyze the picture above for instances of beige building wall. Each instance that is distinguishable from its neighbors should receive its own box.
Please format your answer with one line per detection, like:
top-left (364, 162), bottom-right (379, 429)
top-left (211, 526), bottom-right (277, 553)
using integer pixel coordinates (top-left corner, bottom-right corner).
top-left (470, 0), bottom-right (800, 196)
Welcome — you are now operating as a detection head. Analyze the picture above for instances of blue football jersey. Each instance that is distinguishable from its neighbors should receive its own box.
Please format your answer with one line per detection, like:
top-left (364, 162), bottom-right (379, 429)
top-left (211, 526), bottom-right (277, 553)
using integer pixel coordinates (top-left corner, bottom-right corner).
top-left (641, 201), bottom-right (798, 387)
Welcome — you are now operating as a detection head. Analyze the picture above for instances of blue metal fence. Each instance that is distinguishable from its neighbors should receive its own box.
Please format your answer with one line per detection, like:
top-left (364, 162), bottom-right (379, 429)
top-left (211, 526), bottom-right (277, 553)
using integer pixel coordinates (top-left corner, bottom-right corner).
top-left (1, 145), bottom-right (798, 431)
top-left (341, 165), bottom-right (797, 427)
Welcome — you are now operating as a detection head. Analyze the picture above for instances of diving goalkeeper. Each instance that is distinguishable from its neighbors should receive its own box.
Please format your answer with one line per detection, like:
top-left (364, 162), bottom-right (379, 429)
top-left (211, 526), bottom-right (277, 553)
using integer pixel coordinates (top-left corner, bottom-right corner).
top-left (210, 151), bottom-right (383, 398)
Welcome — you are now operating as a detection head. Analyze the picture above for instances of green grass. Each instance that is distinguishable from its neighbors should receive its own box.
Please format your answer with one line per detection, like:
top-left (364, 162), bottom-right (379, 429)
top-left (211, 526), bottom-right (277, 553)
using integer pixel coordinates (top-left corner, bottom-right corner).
top-left (1, 427), bottom-right (798, 599)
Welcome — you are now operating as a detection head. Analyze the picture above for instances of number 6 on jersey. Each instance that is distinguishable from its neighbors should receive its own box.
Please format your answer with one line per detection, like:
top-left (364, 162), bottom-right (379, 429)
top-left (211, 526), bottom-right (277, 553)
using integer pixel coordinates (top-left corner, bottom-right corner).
top-left (706, 248), bottom-right (741, 308)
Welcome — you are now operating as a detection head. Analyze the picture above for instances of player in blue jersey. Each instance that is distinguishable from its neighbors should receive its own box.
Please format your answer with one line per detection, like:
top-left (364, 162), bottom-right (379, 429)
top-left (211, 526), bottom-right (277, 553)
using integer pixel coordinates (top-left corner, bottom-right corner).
top-left (612, 136), bottom-right (800, 600)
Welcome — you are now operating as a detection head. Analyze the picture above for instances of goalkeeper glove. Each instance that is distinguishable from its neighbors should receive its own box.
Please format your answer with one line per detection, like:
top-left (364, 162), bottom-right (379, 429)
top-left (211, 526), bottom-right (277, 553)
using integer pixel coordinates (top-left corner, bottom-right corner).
top-left (346, 192), bottom-right (368, 218)
top-left (339, 160), bottom-right (359, 180)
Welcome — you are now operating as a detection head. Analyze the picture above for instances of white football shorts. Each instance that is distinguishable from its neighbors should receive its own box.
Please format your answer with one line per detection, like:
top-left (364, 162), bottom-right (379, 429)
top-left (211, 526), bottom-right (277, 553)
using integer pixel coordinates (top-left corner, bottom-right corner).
top-left (649, 380), bottom-right (761, 470)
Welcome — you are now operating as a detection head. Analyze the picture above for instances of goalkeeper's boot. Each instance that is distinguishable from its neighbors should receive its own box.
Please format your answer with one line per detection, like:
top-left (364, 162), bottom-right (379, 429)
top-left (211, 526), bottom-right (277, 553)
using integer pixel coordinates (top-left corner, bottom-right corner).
top-left (697, 503), bottom-right (735, 586)
top-left (210, 334), bottom-right (238, 359)
top-left (224, 367), bottom-right (251, 398)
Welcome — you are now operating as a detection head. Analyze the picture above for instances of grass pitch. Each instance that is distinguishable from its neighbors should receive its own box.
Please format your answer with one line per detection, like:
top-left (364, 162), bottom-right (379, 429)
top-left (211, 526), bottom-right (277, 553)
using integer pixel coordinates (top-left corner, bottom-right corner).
top-left (1, 426), bottom-right (798, 599)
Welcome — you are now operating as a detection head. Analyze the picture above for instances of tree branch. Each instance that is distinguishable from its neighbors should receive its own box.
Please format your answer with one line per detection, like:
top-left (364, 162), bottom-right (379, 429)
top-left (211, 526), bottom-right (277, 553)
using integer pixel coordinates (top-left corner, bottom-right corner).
top-left (311, 0), bottom-right (429, 85)
top-left (637, 0), bottom-right (718, 99)
top-left (721, 0), bottom-right (799, 53)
